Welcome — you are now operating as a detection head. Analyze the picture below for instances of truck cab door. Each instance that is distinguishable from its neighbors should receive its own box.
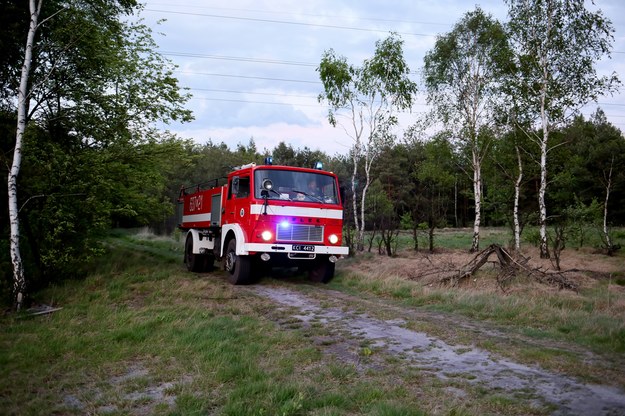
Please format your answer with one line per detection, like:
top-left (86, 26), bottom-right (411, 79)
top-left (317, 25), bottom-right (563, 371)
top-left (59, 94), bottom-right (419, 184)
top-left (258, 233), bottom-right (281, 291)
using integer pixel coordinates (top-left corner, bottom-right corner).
top-left (224, 175), bottom-right (251, 228)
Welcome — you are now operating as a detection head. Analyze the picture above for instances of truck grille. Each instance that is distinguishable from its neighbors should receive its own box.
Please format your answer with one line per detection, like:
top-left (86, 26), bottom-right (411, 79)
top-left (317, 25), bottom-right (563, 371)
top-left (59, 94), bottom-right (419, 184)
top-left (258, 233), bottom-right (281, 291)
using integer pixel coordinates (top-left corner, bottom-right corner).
top-left (276, 224), bottom-right (324, 242)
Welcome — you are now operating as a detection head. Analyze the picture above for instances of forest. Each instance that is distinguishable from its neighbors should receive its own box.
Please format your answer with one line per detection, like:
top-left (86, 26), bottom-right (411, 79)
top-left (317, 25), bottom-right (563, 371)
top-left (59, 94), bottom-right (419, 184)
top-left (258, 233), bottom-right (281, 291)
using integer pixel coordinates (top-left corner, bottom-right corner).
top-left (1, 0), bottom-right (624, 308)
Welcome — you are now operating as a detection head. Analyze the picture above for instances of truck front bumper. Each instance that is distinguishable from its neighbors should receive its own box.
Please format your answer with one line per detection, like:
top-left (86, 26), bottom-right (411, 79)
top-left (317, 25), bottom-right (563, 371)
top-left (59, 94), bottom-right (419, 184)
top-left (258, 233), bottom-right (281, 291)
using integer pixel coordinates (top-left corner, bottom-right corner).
top-left (244, 243), bottom-right (349, 256)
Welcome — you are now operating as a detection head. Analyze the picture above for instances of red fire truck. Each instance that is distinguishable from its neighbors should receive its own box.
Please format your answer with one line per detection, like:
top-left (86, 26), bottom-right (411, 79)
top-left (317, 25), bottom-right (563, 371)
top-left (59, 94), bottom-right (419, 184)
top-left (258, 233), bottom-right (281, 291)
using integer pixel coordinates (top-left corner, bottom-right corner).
top-left (178, 159), bottom-right (349, 284)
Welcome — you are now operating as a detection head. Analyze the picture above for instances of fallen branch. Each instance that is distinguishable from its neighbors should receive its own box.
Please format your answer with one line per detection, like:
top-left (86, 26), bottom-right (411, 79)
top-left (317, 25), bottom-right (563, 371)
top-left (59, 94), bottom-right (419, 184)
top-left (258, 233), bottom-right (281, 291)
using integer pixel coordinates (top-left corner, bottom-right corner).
top-left (440, 244), bottom-right (578, 291)
top-left (18, 305), bottom-right (63, 319)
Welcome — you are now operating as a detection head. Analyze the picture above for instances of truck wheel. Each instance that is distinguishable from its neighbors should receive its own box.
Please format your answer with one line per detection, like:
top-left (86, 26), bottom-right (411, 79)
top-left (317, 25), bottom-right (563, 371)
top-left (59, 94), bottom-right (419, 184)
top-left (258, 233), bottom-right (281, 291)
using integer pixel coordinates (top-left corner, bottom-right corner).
top-left (224, 239), bottom-right (252, 284)
top-left (308, 257), bottom-right (335, 283)
top-left (185, 234), bottom-right (199, 272)
top-left (185, 234), bottom-right (213, 272)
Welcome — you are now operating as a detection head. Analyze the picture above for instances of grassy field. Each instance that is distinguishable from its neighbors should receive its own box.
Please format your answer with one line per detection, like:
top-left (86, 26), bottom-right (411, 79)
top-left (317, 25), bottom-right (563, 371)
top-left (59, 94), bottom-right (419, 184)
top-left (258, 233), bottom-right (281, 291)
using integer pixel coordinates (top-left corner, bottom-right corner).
top-left (346, 227), bottom-right (625, 355)
top-left (1, 228), bottom-right (624, 415)
top-left (389, 225), bottom-right (625, 252)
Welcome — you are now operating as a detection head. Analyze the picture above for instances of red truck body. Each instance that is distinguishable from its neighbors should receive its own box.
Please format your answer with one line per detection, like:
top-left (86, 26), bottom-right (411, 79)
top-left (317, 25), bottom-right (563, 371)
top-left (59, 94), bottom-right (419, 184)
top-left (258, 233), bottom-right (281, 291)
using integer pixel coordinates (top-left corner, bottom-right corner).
top-left (178, 161), bottom-right (348, 284)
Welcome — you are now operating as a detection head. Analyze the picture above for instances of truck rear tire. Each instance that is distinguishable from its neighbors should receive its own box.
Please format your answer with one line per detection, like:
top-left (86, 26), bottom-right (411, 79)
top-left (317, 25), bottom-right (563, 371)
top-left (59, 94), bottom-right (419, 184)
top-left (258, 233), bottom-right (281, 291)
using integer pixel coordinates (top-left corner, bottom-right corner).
top-left (185, 234), bottom-right (213, 272)
top-left (224, 239), bottom-right (252, 284)
top-left (308, 257), bottom-right (335, 283)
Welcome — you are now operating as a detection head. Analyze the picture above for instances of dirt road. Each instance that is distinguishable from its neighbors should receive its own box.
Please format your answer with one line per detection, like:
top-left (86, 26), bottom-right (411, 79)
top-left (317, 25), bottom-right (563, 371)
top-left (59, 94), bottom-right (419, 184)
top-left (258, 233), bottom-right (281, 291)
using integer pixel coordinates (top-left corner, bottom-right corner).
top-left (250, 284), bottom-right (625, 416)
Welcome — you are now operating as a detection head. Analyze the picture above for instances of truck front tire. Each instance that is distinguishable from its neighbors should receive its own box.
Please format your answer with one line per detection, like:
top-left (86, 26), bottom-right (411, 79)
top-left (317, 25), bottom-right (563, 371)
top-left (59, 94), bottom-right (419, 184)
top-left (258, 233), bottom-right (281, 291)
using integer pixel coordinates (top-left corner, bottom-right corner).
top-left (185, 234), bottom-right (213, 272)
top-left (308, 256), bottom-right (335, 283)
top-left (224, 239), bottom-right (252, 284)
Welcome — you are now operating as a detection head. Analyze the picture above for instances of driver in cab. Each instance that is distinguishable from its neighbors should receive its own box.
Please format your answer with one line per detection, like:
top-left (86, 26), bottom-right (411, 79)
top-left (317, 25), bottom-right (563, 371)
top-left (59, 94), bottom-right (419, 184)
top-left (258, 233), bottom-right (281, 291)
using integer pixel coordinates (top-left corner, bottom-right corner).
top-left (296, 178), bottom-right (319, 201)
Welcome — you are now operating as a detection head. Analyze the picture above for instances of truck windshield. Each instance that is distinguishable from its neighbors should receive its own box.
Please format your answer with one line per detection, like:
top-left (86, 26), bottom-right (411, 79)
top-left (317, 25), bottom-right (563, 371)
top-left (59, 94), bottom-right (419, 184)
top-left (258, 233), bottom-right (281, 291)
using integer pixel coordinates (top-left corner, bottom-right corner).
top-left (254, 169), bottom-right (339, 204)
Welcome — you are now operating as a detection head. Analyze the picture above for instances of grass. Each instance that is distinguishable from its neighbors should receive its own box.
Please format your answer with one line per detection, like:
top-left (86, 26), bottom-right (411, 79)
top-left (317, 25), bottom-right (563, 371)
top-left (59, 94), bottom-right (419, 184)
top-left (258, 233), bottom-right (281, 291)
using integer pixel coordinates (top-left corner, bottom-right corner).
top-left (331, 228), bottom-right (625, 387)
top-left (333, 263), bottom-right (625, 354)
top-left (0, 232), bottom-right (529, 416)
top-left (388, 227), bottom-right (512, 251)
top-left (389, 225), bottom-right (625, 253)
top-left (2, 228), bottom-right (623, 414)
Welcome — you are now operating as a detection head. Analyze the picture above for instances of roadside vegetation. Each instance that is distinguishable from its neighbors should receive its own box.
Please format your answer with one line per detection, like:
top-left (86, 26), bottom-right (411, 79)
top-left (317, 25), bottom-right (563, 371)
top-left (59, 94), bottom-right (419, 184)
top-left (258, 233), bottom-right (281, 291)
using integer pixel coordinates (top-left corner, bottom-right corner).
top-left (1, 229), bottom-right (624, 415)
top-left (339, 227), bottom-right (625, 357)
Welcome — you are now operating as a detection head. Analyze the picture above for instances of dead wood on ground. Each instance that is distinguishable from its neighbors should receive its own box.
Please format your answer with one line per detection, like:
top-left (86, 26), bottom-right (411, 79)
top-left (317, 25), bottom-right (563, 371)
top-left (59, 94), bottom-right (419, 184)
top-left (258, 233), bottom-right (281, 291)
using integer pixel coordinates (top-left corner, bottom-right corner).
top-left (439, 244), bottom-right (578, 292)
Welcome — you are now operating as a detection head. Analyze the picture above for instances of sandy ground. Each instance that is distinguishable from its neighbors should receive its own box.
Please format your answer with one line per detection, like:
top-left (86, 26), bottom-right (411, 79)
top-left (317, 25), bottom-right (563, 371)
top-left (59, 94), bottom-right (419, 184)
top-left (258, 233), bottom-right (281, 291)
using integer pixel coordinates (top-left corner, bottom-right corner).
top-left (251, 282), bottom-right (625, 416)
top-left (245, 246), bottom-right (625, 414)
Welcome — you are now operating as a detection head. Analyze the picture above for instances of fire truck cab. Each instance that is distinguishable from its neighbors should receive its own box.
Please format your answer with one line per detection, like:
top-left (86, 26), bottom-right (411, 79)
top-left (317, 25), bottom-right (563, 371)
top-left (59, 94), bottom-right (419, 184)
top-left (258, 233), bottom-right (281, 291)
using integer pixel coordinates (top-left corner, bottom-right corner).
top-left (178, 160), bottom-right (349, 284)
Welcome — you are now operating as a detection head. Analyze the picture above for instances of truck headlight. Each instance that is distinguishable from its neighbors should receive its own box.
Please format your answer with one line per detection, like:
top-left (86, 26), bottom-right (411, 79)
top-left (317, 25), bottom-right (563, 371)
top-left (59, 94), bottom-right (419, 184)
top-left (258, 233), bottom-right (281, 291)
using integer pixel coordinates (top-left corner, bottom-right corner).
top-left (328, 234), bottom-right (339, 244)
top-left (261, 230), bottom-right (273, 241)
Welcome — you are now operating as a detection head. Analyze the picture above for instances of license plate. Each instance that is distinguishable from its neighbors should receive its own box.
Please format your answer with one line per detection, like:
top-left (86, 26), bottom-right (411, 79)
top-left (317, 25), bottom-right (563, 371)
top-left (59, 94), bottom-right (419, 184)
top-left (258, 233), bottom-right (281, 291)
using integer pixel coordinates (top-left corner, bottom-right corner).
top-left (292, 244), bottom-right (315, 252)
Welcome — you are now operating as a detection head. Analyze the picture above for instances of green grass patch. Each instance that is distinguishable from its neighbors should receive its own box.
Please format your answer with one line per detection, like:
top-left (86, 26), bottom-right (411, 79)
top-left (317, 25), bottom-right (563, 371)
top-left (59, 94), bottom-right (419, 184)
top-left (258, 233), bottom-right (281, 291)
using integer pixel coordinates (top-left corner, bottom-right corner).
top-left (3, 229), bottom-right (620, 415)
top-left (0, 232), bottom-right (468, 415)
top-left (335, 258), bottom-right (625, 358)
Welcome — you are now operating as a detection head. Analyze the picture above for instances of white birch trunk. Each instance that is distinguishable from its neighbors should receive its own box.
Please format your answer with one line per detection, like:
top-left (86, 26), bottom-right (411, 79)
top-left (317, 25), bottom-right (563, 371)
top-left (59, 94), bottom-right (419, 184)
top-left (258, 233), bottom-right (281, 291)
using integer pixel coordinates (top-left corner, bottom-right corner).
top-left (538, 126), bottom-right (549, 258)
top-left (351, 137), bottom-right (366, 252)
top-left (358, 149), bottom-right (373, 252)
top-left (351, 149), bottom-right (359, 250)
top-left (513, 145), bottom-right (523, 251)
top-left (537, 20), bottom-right (551, 259)
top-left (358, 188), bottom-right (366, 252)
top-left (470, 149), bottom-right (481, 252)
top-left (9, 0), bottom-right (42, 310)
top-left (603, 157), bottom-right (614, 251)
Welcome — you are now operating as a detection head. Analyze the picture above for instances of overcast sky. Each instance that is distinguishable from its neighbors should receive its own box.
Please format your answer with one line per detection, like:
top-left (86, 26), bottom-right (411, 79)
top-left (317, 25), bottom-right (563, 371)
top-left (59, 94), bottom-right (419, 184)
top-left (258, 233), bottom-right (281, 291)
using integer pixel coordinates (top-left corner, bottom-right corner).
top-left (140, 0), bottom-right (625, 156)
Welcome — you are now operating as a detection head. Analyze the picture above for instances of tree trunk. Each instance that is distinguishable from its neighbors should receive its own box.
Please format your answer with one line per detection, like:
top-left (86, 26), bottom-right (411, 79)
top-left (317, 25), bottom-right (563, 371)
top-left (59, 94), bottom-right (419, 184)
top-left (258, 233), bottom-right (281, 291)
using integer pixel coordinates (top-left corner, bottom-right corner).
top-left (603, 157), bottom-right (614, 252)
top-left (513, 145), bottom-right (523, 251)
top-left (8, 0), bottom-right (42, 310)
top-left (366, 227), bottom-right (376, 252)
top-left (454, 178), bottom-right (458, 228)
top-left (537, 73), bottom-right (550, 259)
top-left (358, 153), bottom-right (372, 252)
top-left (351, 145), bottom-right (362, 252)
top-left (358, 183), bottom-right (367, 252)
top-left (537, 51), bottom-right (550, 259)
top-left (412, 223), bottom-right (419, 251)
top-left (538, 131), bottom-right (549, 258)
top-left (470, 149), bottom-right (481, 252)
top-left (428, 222), bottom-right (435, 253)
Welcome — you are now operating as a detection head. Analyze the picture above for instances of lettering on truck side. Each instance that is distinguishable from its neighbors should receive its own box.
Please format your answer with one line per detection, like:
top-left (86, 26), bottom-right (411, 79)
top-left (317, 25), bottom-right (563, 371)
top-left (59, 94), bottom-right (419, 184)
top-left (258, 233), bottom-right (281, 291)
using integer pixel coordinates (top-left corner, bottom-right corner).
top-left (189, 195), bottom-right (203, 212)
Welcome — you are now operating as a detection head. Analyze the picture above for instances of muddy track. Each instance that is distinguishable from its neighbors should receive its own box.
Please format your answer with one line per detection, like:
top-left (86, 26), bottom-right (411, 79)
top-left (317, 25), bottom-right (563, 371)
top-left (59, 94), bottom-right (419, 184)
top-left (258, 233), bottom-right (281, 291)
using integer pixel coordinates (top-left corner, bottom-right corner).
top-left (248, 283), bottom-right (625, 416)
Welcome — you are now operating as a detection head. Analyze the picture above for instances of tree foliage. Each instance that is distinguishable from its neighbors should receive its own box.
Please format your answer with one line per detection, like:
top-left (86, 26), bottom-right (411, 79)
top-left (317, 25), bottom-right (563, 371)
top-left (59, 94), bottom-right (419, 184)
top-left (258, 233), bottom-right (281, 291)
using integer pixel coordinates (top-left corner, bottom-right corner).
top-left (318, 34), bottom-right (417, 252)
top-left (1, 0), bottom-right (192, 304)
top-left (504, 0), bottom-right (621, 258)
top-left (424, 7), bottom-right (513, 251)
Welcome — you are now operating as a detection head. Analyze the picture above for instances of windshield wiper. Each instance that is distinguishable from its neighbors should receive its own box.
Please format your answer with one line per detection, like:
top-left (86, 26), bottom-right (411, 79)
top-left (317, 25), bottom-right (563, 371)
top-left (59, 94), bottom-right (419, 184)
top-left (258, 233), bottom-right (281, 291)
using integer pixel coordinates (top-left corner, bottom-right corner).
top-left (267, 188), bottom-right (282, 198)
top-left (261, 188), bottom-right (286, 214)
top-left (292, 189), bottom-right (325, 204)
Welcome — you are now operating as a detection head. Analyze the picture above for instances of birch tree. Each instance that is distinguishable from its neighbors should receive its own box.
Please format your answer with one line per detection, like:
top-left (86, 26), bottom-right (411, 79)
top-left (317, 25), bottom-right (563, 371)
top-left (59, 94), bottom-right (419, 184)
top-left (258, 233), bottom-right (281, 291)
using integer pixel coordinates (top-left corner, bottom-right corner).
top-left (8, 0), bottom-right (42, 310)
top-left (423, 7), bottom-right (512, 252)
top-left (4, 0), bottom-right (191, 307)
top-left (318, 34), bottom-right (417, 252)
top-left (505, 0), bottom-right (620, 258)
top-left (602, 156), bottom-right (614, 253)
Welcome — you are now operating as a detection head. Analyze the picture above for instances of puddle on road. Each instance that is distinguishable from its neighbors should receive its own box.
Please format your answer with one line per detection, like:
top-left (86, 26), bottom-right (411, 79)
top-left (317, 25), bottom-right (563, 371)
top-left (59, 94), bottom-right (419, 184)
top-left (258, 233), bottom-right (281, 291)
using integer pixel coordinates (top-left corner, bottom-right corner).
top-left (254, 286), bottom-right (625, 416)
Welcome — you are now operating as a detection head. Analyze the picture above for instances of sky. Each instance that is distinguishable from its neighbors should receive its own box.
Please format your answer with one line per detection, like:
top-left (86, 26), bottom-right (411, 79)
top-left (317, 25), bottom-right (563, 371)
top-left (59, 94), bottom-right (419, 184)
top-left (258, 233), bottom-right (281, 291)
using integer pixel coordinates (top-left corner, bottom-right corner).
top-left (139, 0), bottom-right (625, 156)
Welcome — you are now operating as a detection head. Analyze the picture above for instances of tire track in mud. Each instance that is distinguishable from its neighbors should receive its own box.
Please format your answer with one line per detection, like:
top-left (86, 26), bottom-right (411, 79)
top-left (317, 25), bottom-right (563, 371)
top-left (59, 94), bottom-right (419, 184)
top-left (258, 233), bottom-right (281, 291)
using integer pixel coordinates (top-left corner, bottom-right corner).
top-left (252, 285), bottom-right (625, 416)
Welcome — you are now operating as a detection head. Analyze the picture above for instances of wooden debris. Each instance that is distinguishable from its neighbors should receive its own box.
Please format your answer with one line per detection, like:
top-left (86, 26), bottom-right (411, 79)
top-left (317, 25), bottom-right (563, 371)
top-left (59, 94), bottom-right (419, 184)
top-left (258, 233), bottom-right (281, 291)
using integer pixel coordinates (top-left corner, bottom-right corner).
top-left (440, 244), bottom-right (578, 292)
top-left (18, 305), bottom-right (63, 318)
